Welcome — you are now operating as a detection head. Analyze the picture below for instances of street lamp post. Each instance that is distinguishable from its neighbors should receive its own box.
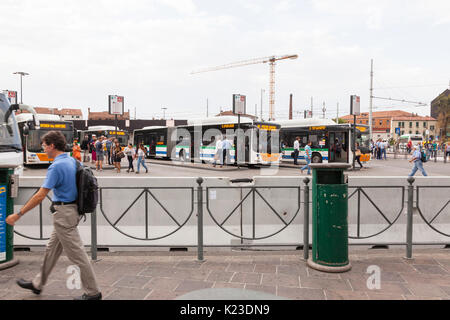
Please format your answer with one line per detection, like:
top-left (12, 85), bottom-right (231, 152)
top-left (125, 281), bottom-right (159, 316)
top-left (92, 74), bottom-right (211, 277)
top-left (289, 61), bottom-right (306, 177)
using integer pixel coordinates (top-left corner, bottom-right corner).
top-left (162, 107), bottom-right (167, 120)
top-left (13, 72), bottom-right (29, 104)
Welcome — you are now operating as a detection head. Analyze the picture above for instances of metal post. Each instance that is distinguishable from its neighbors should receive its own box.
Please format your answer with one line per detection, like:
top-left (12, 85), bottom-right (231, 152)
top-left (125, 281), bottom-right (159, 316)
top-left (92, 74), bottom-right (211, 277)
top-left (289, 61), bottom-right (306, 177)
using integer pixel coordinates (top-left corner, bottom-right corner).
top-left (197, 177), bottom-right (204, 261)
top-left (352, 115), bottom-right (356, 170)
top-left (91, 208), bottom-right (98, 261)
top-left (303, 177), bottom-right (310, 260)
top-left (406, 177), bottom-right (415, 259)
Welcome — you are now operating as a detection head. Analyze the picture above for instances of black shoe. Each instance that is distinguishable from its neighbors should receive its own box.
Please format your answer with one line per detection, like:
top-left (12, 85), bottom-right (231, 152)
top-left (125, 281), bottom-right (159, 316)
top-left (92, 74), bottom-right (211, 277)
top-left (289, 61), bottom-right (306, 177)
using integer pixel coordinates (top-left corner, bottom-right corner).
top-left (145, 169), bottom-right (148, 173)
top-left (74, 292), bottom-right (102, 300)
top-left (16, 279), bottom-right (41, 295)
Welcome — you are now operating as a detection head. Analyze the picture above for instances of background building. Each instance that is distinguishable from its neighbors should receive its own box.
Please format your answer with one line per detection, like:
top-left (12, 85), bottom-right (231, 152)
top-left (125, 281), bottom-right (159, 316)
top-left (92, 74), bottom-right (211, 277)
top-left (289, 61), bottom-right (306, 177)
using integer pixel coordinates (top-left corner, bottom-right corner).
top-left (430, 89), bottom-right (450, 141)
top-left (341, 110), bottom-right (436, 140)
top-left (16, 107), bottom-right (83, 120)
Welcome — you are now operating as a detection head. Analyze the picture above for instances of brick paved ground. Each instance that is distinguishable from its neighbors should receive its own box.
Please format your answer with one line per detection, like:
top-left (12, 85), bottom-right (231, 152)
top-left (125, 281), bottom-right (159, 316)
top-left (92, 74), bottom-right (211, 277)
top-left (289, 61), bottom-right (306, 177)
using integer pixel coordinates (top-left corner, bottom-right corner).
top-left (1, 248), bottom-right (450, 300)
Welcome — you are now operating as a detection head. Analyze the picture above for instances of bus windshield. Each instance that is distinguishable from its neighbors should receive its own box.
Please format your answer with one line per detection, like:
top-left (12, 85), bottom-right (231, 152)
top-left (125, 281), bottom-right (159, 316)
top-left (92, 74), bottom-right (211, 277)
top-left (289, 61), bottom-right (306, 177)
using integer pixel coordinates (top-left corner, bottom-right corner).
top-left (27, 127), bottom-right (74, 152)
top-left (0, 94), bottom-right (22, 150)
top-left (356, 131), bottom-right (370, 148)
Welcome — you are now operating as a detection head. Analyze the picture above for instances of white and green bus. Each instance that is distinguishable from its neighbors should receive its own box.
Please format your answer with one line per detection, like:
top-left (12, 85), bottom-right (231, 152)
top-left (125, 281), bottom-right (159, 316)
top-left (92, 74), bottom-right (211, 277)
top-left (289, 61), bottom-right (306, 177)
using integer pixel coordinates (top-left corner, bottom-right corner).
top-left (278, 118), bottom-right (371, 164)
top-left (133, 116), bottom-right (282, 165)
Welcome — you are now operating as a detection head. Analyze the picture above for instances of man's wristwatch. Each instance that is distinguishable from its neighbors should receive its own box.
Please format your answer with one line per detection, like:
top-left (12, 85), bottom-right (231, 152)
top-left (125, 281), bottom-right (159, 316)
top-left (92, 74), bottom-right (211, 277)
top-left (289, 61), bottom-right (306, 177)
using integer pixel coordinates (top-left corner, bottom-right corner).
top-left (17, 210), bottom-right (24, 217)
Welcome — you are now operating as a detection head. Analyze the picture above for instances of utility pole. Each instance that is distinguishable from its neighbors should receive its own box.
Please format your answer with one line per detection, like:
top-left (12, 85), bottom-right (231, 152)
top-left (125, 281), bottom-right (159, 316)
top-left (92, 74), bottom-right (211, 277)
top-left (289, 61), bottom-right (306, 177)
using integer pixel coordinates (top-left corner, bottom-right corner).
top-left (255, 104), bottom-right (257, 119)
top-left (369, 59), bottom-right (374, 140)
top-left (322, 102), bottom-right (326, 119)
top-left (289, 94), bottom-right (293, 120)
top-left (162, 107), bottom-right (167, 119)
top-left (206, 98), bottom-right (209, 117)
top-left (13, 71), bottom-right (29, 104)
top-left (134, 107), bottom-right (137, 120)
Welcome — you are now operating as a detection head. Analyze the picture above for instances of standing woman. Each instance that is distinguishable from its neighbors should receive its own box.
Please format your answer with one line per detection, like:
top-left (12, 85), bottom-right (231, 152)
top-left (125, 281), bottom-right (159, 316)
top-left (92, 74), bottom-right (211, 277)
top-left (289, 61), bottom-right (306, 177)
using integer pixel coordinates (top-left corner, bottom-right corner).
top-left (136, 143), bottom-right (148, 174)
top-left (355, 142), bottom-right (363, 169)
top-left (112, 139), bottom-right (123, 173)
top-left (90, 136), bottom-right (97, 164)
top-left (124, 143), bottom-right (135, 173)
top-left (72, 140), bottom-right (82, 162)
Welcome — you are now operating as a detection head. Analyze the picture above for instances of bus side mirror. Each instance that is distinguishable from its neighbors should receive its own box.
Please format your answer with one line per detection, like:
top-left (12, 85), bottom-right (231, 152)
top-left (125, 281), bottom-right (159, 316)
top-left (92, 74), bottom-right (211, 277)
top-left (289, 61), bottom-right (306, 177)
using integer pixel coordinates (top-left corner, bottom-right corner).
top-left (23, 124), bottom-right (29, 136)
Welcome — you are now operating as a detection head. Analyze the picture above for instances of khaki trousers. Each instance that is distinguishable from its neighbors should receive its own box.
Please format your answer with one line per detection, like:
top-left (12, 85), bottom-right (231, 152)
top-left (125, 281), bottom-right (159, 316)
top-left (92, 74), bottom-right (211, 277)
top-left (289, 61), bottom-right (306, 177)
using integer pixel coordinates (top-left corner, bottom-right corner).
top-left (32, 204), bottom-right (100, 296)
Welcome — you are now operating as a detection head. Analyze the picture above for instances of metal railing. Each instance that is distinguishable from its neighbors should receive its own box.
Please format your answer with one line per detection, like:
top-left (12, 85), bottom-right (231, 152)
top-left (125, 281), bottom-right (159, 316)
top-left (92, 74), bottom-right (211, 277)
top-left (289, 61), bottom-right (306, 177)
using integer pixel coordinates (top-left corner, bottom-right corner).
top-left (13, 177), bottom-right (450, 262)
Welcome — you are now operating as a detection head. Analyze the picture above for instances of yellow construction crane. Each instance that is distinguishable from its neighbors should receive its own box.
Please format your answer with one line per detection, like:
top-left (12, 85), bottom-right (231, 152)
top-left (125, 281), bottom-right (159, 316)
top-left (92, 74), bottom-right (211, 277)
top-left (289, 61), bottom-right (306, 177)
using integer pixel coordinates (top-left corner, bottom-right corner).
top-left (191, 54), bottom-right (298, 121)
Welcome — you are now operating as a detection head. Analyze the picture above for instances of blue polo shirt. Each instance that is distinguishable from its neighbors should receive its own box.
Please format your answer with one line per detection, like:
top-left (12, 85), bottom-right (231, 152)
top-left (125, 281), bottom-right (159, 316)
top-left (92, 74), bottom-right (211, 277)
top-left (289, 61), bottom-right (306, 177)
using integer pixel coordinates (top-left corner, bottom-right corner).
top-left (412, 149), bottom-right (421, 162)
top-left (42, 153), bottom-right (78, 202)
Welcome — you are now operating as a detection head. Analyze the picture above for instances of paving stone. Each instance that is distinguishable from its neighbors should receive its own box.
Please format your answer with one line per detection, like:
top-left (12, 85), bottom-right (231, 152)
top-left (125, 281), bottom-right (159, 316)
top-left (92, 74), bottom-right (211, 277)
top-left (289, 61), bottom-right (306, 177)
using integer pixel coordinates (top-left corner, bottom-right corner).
top-left (252, 257), bottom-right (281, 264)
top-left (230, 272), bottom-right (262, 285)
top-left (403, 257), bottom-right (439, 265)
top-left (400, 273), bottom-right (450, 286)
top-left (175, 280), bottom-right (214, 292)
top-left (325, 289), bottom-right (369, 300)
top-left (139, 267), bottom-right (177, 278)
top-left (365, 292), bottom-right (404, 300)
top-left (406, 283), bottom-right (450, 297)
top-left (440, 286), bottom-right (450, 296)
top-left (245, 284), bottom-right (276, 295)
top-left (173, 269), bottom-right (211, 281)
top-left (200, 261), bottom-right (230, 271)
top-left (277, 265), bottom-right (308, 277)
top-left (113, 275), bottom-right (152, 289)
top-left (104, 287), bottom-right (151, 300)
top-left (254, 264), bottom-right (277, 273)
top-left (206, 271), bottom-right (234, 282)
top-left (306, 267), bottom-right (341, 279)
top-left (143, 277), bottom-right (182, 291)
top-left (42, 280), bottom-right (83, 296)
top-left (226, 263), bottom-right (255, 273)
top-left (377, 263), bottom-right (417, 274)
top-left (300, 277), bottom-right (352, 291)
top-left (404, 295), bottom-right (442, 300)
top-left (145, 289), bottom-right (185, 300)
top-left (174, 261), bottom-right (204, 269)
top-left (262, 273), bottom-right (300, 288)
top-left (412, 264), bottom-right (448, 275)
top-left (213, 282), bottom-right (245, 289)
top-left (277, 286), bottom-right (325, 300)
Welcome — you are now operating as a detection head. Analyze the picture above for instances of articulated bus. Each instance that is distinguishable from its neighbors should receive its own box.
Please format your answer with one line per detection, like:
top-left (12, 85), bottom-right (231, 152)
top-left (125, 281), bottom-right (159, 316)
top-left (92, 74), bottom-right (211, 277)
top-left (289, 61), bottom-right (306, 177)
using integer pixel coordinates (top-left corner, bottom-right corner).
top-left (15, 113), bottom-right (74, 165)
top-left (133, 116), bottom-right (282, 165)
top-left (278, 118), bottom-right (371, 164)
top-left (78, 126), bottom-right (129, 146)
top-left (398, 134), bottom-right (423, 150)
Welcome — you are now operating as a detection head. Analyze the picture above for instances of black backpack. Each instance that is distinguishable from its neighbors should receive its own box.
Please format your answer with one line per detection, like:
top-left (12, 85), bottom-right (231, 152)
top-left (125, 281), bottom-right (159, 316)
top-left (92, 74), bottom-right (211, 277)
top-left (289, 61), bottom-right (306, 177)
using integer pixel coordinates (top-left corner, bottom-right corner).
top-left (74, 160), bottom-right (99, 218)
top-left (420, 150), bottom-right (427, 163)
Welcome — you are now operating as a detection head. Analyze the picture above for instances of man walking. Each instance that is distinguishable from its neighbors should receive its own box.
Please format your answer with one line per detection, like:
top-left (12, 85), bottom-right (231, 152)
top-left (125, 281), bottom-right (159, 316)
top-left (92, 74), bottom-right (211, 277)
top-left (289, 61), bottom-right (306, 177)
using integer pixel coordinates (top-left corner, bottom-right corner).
top-left (293, 136), bottom-right (300, 165)
top-left (6, 131), bottom-right (102, 300)
top-left (105, 137), bottom-right (113, 165)
top-left (95, 136), bottom-right (104, 171)
top-left (408, 145), bottom-right (428, 177)
top-left (301, 141), bottom-right (312, 175)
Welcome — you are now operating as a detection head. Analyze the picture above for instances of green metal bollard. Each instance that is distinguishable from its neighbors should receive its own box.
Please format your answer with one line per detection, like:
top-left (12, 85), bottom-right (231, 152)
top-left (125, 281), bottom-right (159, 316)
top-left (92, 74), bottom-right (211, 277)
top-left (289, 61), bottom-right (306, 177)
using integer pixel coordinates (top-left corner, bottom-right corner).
top-left (307, 163), bottom-right (352, 273)
top-left (0, 169), bottom-right (20, 270)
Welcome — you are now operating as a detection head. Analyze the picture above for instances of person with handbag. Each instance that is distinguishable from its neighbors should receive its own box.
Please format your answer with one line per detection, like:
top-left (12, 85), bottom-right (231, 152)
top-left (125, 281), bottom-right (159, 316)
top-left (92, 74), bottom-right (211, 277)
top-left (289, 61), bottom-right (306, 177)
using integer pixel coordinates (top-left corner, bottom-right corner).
top-left (124, 143), bottom-right (135, 173)
top-left (354, 142), bottom-right (363, 168)
top-left (112, 139), bottom-right (124, 173)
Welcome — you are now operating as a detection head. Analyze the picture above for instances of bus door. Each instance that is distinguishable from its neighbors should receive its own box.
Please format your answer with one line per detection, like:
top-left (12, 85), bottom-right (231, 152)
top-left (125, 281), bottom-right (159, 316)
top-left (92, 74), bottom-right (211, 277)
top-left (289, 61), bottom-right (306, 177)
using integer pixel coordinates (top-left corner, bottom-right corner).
top-left (329, 131), bottom-right (348, 163)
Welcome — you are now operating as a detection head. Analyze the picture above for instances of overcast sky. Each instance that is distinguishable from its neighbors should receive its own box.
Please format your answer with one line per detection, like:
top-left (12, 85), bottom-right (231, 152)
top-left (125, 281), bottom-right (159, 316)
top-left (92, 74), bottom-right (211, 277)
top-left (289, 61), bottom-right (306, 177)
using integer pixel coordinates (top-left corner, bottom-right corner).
top-left (1, 0), bottom-right (449, 120)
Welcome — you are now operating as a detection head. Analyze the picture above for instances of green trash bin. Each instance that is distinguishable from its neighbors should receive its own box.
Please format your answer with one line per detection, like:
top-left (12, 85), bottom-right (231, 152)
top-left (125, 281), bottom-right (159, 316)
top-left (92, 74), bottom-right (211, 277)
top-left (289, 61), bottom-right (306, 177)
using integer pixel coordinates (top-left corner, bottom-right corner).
top-left (0, 169), bottom-right (20, 270)
top-left (307, 163), bottom-right (352, 273)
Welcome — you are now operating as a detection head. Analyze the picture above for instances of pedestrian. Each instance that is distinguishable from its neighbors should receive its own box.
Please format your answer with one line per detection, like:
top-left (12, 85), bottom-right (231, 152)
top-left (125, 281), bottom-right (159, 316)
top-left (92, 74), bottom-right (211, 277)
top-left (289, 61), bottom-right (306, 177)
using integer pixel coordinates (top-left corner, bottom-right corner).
top-left (72, 140), bottom-right (82, 162)
top-left (222, 137), bottom-right (232, 166)
top-left (407, 140), bottom-right (412, 154)
top-left (112, 139), bottom-right (123, 173)
top-left (408, 145), bottom-right (428, 177)
top-left (81, 135), bottom-right (90, 162)
top-left (213, 135), bottom-right (222, 167)
top-left (301, 141), bottom-right (312, 175)
top-left (293, 136), bottom-right (300, 165)
top-left (5, 131), bottom-right (102, 300)
top-left (124, 143), bottom-right (135, 173)
top-left (95, 136), bottom-right (104, 171)
top-left (381, 139), bottom-right (387, 160)
top-left (90, 135), bottom-right (97, 164)
top-left (354, 142), bottom-right (363, 168)
top-left (334, 139), bottom-right (342, 160)
top-left (446, 142), bottom-right (450, 161)
top-left (105, 138), bottom-right (113, 165)
top-left (136, 143), bottom-right (148, 174)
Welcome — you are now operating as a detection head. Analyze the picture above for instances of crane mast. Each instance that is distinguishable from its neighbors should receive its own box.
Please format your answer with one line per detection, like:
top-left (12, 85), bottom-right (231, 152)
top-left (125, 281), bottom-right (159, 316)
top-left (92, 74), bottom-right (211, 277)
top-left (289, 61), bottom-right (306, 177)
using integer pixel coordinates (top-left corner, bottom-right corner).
top-left (191, 54), bottom-right (298, 121)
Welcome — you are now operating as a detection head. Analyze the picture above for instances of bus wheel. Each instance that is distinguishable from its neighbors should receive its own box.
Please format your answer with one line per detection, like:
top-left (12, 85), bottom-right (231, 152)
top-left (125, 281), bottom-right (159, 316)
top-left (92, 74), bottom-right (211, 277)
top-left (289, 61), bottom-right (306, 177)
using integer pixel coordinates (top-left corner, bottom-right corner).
top-left (311, 154), bottom-right (322, 163)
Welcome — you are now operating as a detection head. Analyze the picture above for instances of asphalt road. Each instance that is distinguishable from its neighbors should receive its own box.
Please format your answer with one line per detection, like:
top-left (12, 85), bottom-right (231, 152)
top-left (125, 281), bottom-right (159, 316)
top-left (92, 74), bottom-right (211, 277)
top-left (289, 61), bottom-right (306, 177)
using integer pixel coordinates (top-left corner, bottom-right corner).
top-left (22, 157), bottom-right (450, 178)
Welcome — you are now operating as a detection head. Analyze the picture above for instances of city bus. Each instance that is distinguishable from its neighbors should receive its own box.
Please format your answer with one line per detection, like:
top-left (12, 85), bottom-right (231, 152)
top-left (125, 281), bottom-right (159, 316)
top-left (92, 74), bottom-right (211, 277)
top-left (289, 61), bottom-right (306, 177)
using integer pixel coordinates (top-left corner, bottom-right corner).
top-left (398, 134), bottom-right (423, 151)
top-left (278, 118), bottom-right (371, 164)
top-left (78, 126), bottom-right (129, 146)
top-left (133, 126), bottom-right (175, 159)
top-left (133, 116), bottom-right (282, 165)
top-left (15, 113), bottom-right (74, 165)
